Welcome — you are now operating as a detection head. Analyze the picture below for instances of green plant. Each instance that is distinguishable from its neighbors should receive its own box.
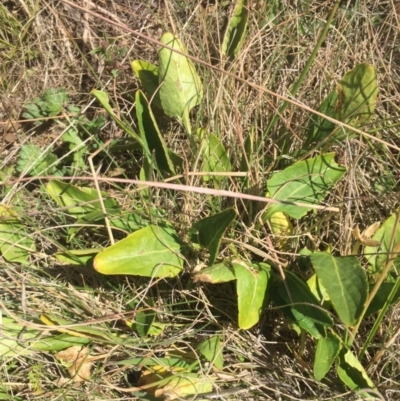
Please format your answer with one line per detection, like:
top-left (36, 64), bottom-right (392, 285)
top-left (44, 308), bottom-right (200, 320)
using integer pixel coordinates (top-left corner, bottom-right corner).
top-left (131, 32), bottom-right (203, 138)
top-left (18, 89), bottom-right (105, 175)
top-left (2, 6), bottom-right (398, 397)
top-left (221, 0), bottom-right (248, 59)
top-left (78, 48), bottom-right (393, 395)
top-left (16, 143), bottom-right (60, 176)
top-left (22, 88), bottom-right (68, 123)
top-left (90, 34), bottom-right (127, 78)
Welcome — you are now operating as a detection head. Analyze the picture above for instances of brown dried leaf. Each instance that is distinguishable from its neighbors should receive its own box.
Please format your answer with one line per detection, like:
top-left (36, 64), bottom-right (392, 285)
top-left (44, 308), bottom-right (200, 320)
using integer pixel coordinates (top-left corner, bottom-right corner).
top-left (353, 225), bottom-right (362, 241)
top-left (353, 223), bottom-right (381, 247)
top-left (55, 346), bottom-right (91, 382)
top-left (363, 222), bottom-right (380, 238)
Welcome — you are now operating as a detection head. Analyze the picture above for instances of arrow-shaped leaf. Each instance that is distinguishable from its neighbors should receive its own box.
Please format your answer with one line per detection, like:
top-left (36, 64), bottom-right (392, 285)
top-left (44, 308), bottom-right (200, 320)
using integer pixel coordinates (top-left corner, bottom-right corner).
top-left (94, 225), bottom-right (183, 278)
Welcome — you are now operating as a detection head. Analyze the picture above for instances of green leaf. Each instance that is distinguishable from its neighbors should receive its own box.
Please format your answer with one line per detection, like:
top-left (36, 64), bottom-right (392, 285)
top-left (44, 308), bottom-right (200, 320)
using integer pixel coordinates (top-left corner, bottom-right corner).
top-left (67, 209), bottom-right (147, 242)
top-left (193, 261), bottom-right (270, 329)
top-left (310, 253), bottom-right (368, 327)
top-left (22, 101), bottom-right (42, 119)
top-left (337, 348), bottom-right (375, 390)
top-left (365, 209), bottom-right (400, 273)
top-left (304, 64), bottom-right (378, 147)
top-left (314, 331), bottom-right (342, 381)
top-left (221, 0), bottom-right (248, 58)
top-left (277, 271), bottom-right (333, 338)
top-left (43, 87), bottom-right (68, 116)
top-left (0, 317), bottom-right (40, 359)
top-left (336, 63), bottom-right (378, 126)
top-left (197, 335), bottom-right (224, 370)
top-left (192, 261), bottom-right (236, 283)
top-left (30, 333), bottom-right (91, 352)
top-left (62, 128), bottom-right (87, 169)
top-left (307, 274), bottom-right (330, 304)
top-left (0, 393), bottom-right (23, 401)
top-left (304, 90), bottom-right (337, 147)
top-left (62, 127), bottom-right (84, 145)
top-left (67, 207), bottom-right (148, 242)
top-left (46, 180), bottom-right (118, 217)
top-left (189, 208), bottom-right (236, 265)
top-left (0, 206), bottom-right (36, 264)
top-left (22, 88), bottom-right (68, 122)
top-left (0, 317), bottom-right (87, 358)
top-left (131, 60), bottom-right (162, 109)
top-left (158, 33), bottom-right (203, 135)
top-left (94, 225), bottom-right (183, 278)
top-left (136, 90), bottom-right (178, 174)
top-left (232, 260), bottom-right (269, 330)
top-left (266, 153), bottom-right (346, 219)
top-left (16, 144), bottom-right (59, 176)
top-left (55, 248), bottom-right (99, 266)
top-left (200, 131), bottom-right (232, 184)
top-left (107, 211), bottom-right (148, 232)
top-left (91, 89), bottom-right (145, 147)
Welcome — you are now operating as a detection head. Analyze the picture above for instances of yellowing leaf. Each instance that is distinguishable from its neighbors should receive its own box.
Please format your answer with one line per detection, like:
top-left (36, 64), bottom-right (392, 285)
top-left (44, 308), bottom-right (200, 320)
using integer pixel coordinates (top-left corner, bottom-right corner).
top-left (40, 314), bottom-right (122, 344)
top-left (337, 348), bottom-right (375, 390)
top-left (192, 262), bottom-right (236, 284)
top-left (138, 366), bottom-right (214, 401)
top-left (94, 225), bottom-right (183, 278)
top-left (269, 212), bottom-right (293, 247)
top-left (161, 374), bottom-right (213, 400)
top-left (307, 274), bottom-right (330, 304)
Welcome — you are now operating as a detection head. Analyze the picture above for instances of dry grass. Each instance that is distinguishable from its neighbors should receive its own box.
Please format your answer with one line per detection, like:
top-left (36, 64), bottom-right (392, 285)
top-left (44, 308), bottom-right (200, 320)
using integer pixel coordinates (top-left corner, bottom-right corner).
top-left (1, 0), bottom-right (400, 400)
